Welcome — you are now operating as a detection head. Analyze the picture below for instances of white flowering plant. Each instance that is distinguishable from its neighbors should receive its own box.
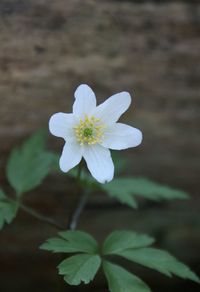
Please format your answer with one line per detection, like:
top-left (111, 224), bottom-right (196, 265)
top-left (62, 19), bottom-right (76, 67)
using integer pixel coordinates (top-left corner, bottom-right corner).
top-left (0, 84), bottom-right (199, 291)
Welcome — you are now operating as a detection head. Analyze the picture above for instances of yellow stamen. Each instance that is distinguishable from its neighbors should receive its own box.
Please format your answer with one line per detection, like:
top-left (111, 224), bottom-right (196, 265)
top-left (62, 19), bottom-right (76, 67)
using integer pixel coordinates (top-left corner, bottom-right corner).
top-left (74, 115), bottom-right (104, 145)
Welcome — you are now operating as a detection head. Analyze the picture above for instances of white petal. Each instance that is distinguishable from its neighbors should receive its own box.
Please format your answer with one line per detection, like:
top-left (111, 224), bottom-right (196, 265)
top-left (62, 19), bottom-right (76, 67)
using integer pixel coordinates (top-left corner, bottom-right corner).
top-left (101, 123), bottom-right (143, 150)
top-left (73, 84), bottom-right (96, 118)
top-left (91, 91), bottom-right (131, 124)
top-left (83, 144), bottom-right (114, 184)
top-left (49, 112), bottom-right (77, 141)
top-left (59, 142), bottom-right (83, 172)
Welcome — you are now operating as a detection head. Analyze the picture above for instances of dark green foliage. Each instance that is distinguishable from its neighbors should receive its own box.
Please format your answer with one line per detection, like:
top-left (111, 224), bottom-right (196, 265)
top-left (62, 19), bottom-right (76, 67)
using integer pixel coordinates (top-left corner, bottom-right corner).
top-left (103, 230), bottom-right (154, 254)
top-left (59, 254), bottom-right (101, 285)
top-left (102, 177), bottom-right (189, 208)
top-left (52, 147), bottom-right (190, 207)
top-left (40, 230), bottom-right (101, 285)
top-left (40, 230), bottom-right (99, 254)
top-left (117, 248), bottom-right (200, 283)
top-left (41, 230), bottom-right (199, 290)
top-left (6, 130), bottom-right (56, 195)
top-left (103, 261), bottom-right (151, 292)
top-left (1, 130), bottom-right (198, 290)
top-left (0, 188), bottom-right (17, 230)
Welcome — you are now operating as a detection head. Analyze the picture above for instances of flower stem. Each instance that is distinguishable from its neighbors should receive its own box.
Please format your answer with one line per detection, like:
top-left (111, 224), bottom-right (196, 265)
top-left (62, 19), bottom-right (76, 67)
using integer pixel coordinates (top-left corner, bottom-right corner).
top-left (76, 160), bottom-right (83, 183)
top-left (68, 191), bottom-right (89, 230)
top-left (67, 161), bottom-right (90, 230)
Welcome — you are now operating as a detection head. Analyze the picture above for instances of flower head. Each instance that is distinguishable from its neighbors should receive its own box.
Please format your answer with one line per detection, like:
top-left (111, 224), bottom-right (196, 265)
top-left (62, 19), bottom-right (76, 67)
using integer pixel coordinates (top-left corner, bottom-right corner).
top-left (49, 84), bottom-right (142, 183)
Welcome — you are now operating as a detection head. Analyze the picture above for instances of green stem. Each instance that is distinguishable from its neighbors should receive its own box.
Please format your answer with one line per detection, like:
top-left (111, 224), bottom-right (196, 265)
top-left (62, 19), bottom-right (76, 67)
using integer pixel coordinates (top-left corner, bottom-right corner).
top-left (19, 203), bottom-right (64, 230)
top-left (76, 160), bottom-right (84, 185)
top-left (67, 162), bottom-right (90, 230)
top-left (68, 191), bottom-right (90, 230)
top-left (8, 197), bottom-right (63, 230)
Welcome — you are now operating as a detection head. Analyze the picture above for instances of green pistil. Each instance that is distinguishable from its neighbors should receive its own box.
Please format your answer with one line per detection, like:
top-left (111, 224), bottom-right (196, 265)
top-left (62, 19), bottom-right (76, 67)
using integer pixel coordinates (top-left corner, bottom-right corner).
top-left (83, 128), bottom-right (93, 138)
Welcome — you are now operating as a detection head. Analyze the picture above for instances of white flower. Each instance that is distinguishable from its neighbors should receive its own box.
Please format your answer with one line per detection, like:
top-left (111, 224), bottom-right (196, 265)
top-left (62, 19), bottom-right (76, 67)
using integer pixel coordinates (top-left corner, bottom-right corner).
top-left (49, 84), bottom-right (142, 184)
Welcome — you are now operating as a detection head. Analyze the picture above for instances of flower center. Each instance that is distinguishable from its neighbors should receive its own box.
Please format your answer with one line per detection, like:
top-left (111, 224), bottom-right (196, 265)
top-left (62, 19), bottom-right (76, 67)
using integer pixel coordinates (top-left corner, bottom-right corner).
top-left (83, 127), bottom-right (93, 138)
top-left (74, 115), bottom-right (104, 145)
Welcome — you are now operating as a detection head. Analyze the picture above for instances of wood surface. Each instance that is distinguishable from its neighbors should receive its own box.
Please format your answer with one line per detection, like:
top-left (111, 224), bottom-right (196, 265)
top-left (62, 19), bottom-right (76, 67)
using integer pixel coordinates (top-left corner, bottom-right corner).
top-left (0, 0), bottom-right (199, 291)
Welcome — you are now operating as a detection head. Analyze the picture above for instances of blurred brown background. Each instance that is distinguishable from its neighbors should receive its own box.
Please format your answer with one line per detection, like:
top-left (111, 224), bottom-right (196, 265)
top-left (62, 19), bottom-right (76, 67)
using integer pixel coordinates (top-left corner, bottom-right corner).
top-left (0, 0), bottom-right (200, 291)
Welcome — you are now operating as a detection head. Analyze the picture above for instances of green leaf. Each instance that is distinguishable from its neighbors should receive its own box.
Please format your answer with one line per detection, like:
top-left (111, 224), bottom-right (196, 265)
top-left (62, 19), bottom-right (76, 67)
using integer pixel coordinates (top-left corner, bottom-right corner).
top-left (103, 177), bottom-right (189, 208)
top-left (6, 130), bottom-right (55, 195)
top-left (23, 129), bottom-right (46, 154)
top-left (112, 152), bottom-right (129, 175)
top-left (58, 254), bottom-right (101, 285)
top-left (40, 230), bottom-right (99, 254)
top-left (103, 231), bottom-right (154, 255)
top-left (102, 179), bottom-right (137, 208)
top-left (103, 261), bottom-right (151, 292)
top-left (0, 200), bottom-right (17, 230)
top-left (41, 231), bottom-right (101, 286)
top-left (47, 153), bottom-right (61, 172)
top-left (117, 248), bottom-right (200, 283)
top-left (40, 238), bottom-right (83, 253)
top-left (59, 230), bottom-right (99, 254)
top-left (0, 188), bottom-right (18, 230)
